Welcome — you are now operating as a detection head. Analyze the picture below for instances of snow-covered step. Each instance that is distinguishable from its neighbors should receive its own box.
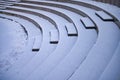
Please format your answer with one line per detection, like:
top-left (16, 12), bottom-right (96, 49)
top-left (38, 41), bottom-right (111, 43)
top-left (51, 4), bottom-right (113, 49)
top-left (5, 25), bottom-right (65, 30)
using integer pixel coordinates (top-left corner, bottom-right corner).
top-left (1, 3), bottom-right (76, 80)
top-left (15, 2), bottom-right (87, 30)
top-left (6, 6), bottom-right (58, 28)
top-left (41, 0), bottom-right (119, 30)
top-left (21, 1), bottom-right (87, 17)
top-left (65, 23), bottom-right (78, 36)
top-left (95, 11), bottom-right (114, 21)
top-left (13, 3), bottom-right (73, 23)
top-left (44, 1), bottom-right (99, 31)
top-left (0, 13), bottom-right (40, 37)
top-left (50, 29), bottom-right (59, 44)
top-left (50, 2), bottom-right (120, 80)
top-left (8, 18), bottom-right (77, 80)
top-left (67, 0), bottom-right (120, 21)
top-left (1, 9), bottom-right (60, 46)
top-left (0, 1), bottom-right (120, 80)
top-left (80, 17), bottom-right (96, 29)
top-left (13, 2), bottom-right (84, 31)
top-left (36, 1), bottom-right (99, 30)
top-left (5, 6), bottom-right (68, 43)
top-left (69, 22), bottom-right (120, 80)
top-left (81, 0), bottom-right (120, 21)
top-left (44, 29), bottom-right (97, 80)
top-left (32, 36), bottom-right (41, 51)
top-left (0, 14), bottom-right (41, 80)
top-left (0, 10), bottom-right (41, 30)
top-left (99, 41), bottom-right (120, 80)
top-left (0, 12), bottom-right (57, 80)
top-left (0, 14), bottom-right (41, 57)
top-left (26, 35), bottom-right (77, 80)
top-left (23, 1), bottom-right (97, 31)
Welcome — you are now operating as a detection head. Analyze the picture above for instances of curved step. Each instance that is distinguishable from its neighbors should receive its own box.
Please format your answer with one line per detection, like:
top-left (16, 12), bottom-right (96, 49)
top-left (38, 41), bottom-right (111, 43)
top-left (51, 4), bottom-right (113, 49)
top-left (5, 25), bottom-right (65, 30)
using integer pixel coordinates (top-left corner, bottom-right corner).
top-left (20, 1), bottom-right (98, 31)
top-left (21, 0), bottom-right (87, 17)
top-left (44, 29), bottom-right (97, 80)
top-left (21, 0), bottom-right (119, 80)
top-left (0, 2), bottom-right (78, 80)
top-left (0, 10), bottom-right (42, 31)
top-left (64, 0), bottom-right (120, 27)
top-left (9, 3), bottom-right (78, 36)
top-left (5, 6), bottom-right (61, 43)
top-left (7, 5), bottom-right (58, 28)
top-left (62, 0), bottom-right (119, 21)
top-left (13, 3), bottom-right (73, 23)
top-left (0, 1), bottom-right (119, 80)
top-left (99, 41), bottom-right (120, 80)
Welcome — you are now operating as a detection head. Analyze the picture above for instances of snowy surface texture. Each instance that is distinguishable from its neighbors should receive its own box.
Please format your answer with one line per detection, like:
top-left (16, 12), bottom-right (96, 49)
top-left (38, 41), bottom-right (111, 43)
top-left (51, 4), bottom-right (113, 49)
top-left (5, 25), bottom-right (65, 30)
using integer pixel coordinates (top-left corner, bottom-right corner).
top-left (0, 18), bottom-right (27, 75)
top-left (0, 0), bottom-right (120, 80)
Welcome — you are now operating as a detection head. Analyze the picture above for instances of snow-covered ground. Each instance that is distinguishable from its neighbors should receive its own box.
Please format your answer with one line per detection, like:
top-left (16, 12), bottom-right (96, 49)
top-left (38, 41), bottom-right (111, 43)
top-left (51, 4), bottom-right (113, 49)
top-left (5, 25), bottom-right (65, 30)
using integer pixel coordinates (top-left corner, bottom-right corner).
top-left (0, 18), bottom-right (27, 75)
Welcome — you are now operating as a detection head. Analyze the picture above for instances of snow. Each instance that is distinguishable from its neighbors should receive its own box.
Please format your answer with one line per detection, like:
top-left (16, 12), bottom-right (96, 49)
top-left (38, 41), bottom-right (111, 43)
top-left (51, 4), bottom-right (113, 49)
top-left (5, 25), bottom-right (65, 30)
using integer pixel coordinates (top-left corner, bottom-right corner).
top-left (0, 0), bottom-right (120, 80)
top-left (99, 41), bottom-right (120, 80)
top-left (44, 29), bottom-right (97, 80)
top-left (0, 18), bottom-right (27, 76)
top-left (74, 0), bottom-right (120, 21)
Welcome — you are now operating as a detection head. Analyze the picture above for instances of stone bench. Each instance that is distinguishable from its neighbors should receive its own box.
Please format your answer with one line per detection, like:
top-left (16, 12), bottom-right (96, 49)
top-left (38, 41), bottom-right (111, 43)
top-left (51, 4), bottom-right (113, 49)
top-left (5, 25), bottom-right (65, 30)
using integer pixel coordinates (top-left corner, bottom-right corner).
top-left (95, 11), bottom-right (114, 21)
top-left (80, 17), bottom-right (96, 29)
top-left (32, 36), bottom-right (41, 51)
top-left (50, 29), bottom-right (59, 44)
top-left (65, 23), bottom-right (78, 36)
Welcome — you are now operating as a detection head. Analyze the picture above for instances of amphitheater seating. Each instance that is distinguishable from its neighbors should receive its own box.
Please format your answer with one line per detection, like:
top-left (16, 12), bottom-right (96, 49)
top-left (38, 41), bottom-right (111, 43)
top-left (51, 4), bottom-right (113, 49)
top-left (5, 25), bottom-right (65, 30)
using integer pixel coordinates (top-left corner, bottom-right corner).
top-left (0, 0), bottom-right (120, 80)
top-left (72, 0), bottom-right (120, 21)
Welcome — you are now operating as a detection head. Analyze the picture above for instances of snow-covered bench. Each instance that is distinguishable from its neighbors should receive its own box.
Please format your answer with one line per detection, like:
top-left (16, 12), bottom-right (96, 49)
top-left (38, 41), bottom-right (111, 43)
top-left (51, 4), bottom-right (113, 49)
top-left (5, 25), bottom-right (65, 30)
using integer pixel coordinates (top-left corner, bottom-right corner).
top-left (80, 17), bottom-right (96, 29)
top-left (50, 29), bottom-right (59, 44)
top-left (65, 23), bottom-right (78, 36)
top-left (32, 36), bottom-right (41, 51)
top-left (95, 11), bottom-right (114, 21)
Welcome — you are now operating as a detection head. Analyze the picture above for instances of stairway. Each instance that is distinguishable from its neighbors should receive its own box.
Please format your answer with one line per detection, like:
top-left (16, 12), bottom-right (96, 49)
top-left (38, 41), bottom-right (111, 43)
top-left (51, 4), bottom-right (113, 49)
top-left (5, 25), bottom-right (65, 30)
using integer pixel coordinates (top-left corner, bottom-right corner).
top-left (0, 0), bottom-right (120, 80)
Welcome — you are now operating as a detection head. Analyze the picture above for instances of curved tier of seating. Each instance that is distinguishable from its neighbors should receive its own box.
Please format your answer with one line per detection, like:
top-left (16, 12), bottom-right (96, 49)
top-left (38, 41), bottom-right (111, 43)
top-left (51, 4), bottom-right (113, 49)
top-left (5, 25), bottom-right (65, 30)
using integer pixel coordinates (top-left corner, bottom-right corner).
top-left (21, 2), bottom-right (119, 79)
top-left (3, 0), bottom-right (96, 80)
top-left (65, 0), bottom-right (120, 27)
top-left (0, 0), bottom-right (120, 80)
top-left (0, 0), bottom-right (78, 79)
top-left (0, 6), bottom-right (59, 77)
top-left (19, 1), bottom-right (99, 31)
